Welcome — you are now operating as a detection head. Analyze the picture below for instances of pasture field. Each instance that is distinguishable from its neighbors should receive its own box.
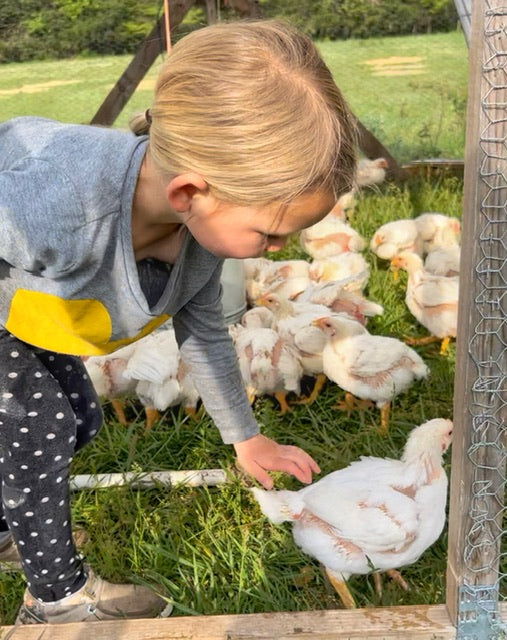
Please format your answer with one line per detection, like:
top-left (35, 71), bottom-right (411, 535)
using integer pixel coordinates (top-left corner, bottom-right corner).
top-left (0, 30), bottom-right (468, 163)
top-left (0, 30), bottom-right (466, 625)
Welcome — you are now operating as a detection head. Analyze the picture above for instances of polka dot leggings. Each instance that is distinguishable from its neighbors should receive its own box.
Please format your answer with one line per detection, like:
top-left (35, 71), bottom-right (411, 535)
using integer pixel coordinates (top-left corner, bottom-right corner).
top-left (0, 331), bottom-right (103, 602)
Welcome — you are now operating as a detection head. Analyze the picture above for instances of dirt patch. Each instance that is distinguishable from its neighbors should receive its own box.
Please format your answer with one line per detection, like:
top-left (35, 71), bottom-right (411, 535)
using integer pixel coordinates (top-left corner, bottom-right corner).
top-left (0, 79), bottom-right (79, 96)
top-left (363, 56), bottom-right (426, 76)
top-left (364, 56), bottom-right (424, 66)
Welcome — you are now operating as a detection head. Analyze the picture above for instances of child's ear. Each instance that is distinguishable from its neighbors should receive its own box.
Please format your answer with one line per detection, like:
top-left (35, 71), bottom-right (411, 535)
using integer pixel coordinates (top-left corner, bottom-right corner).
top-left (166, 173), bottom-right (208, 213)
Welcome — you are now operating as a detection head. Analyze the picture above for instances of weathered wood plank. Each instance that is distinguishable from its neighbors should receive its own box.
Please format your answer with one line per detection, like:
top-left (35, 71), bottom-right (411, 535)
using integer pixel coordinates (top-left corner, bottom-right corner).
top-left (446, 0), bottom-right (506, 624)
top-left (0, 604), bottom-right (458, 640)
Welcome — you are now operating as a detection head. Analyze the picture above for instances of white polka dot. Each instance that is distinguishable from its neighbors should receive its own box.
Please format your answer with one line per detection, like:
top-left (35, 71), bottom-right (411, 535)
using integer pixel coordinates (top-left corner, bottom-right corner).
top-left (37, 551), bottom-right (43, 557)
top-left (33, 392), bottom-right (42, 399)
top-left (65, 365), bottom-right (73, 371)
top-left (45, 519), bottom-right (53, 525)
top-left (62, 520), bottom-right (68, 527)
top-left (7, 372), bottom-right (17, 379)
top-left (46, 433), bottom-right (56, 440)
top-left (56, 412), bottom-right (64, 419)
top-left (90, 402), bottom-right (96, 409)
top-left (70, 393), bottom-right (79, 399)
top-left (56, 392), bottom-right (63, 398)
top-left (76, 419), bottom-right (83, 426)
top-left (18, 540), bottom-right (25, 546)
top-left (55, 557), bottom-right (62, 563)
top-left (12, 442), bottom-right (20, 448)
top-left (68, 436), bottom-right (76, 443)
top-left (89, 430), bottom-right (97, 436)
top-left (41, 497), bottom-right (49, 503)
top-left (34, 372), bottom-right (42, 378)
top-left (39, 473), bottom-right (47, 479)
top-left (2, 392), bottom-right (13, 399)
top-left (20, 465), bottom-right (28, 470)
top-left (20, 427), bottom-right (29, 433)
top-left (25, 558), bottom-right (31, 563)
top-left (58, 573), bottom-right (65, 580)
top-left (82, 374), bottom-right (88, 380)
top-left (56, 476), bottom-right (63, 482)
top-left (54, 456), bottom-right (62, 462)
top-left (27, 411), bottom-right (38, 417)
top-left (58, 500), bottom-right (64, 506)
top-left (41, 569), bottom-right (48, 574)
top-left (48, 356), bottom-right (55, 361)
top-left (25, 512), bottom-right (34, 517)
top-left (10, 351), bottom-right (19, 358)
top-left (34, 450), bottom-right (43, 456)
top-left (12, 521), bottom-right (19, 527)
top-left (7, 499), bottom-right (15, 506)
top-left (30, 532), bottom-right (38, 537)
top-left (8, 474), bottom-right (14, 480)
top-left (50, 539), bottom-right (57, 544)
top-left (23, 488), bottom-right (31, 493)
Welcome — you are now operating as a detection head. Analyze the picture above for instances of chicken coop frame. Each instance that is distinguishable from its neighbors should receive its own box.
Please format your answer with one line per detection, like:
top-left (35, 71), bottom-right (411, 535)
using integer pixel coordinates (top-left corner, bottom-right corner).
top-left (1, 1), bottom-right (505, 638)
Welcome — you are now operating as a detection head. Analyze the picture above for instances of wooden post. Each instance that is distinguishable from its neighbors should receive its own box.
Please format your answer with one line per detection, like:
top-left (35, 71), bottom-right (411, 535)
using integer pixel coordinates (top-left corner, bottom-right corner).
top-left (90, 0), bottom-right (195, 126)
top-left (446, 0), bottom-right (506, 625)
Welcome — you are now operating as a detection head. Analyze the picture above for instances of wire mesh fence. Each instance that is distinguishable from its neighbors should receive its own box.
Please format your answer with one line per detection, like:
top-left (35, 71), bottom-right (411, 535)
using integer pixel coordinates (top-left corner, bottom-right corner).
top-left (448, 1), bottom-right (506, 637)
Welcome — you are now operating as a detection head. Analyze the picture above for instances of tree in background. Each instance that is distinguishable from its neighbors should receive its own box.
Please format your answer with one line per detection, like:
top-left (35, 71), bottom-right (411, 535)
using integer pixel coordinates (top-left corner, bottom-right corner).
top-left (0, 0), bottom-right (458, 62)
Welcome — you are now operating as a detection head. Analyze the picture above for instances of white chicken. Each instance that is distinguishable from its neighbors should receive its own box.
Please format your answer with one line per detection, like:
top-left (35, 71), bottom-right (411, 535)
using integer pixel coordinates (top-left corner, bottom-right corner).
top-left (298, 281), bottom-right (384, 326)
top-left (300, 217), bottom-right (366, 260)
top-left (83, 344), bottom-right (139, 426)
top-left (424, 245), bottom-right (460, 277)
top-left (252, 418), bottom-right (452, 609)
top-left (240, 305), bottom-right (275, 329)
top-left (255, 293), bottom-right (336, 404)
top-left (414, 212), bottom-right (461, 254)
top-left (309, 253), bottom-right (370, 292)
top-left (313, 315), bottom-right (429, 434)
top-left (370, 219), bottom-right (423, 261)
top-left (231, 325), bottom-right (303, 413)
top-left (390, 251), bottom-right (459, 354)
top-left (243, 258), bottom-right (311, 304)
top-left (122, 327), bottom-right (200, 428)
top-left (355, 156), bottom-right (389, 187)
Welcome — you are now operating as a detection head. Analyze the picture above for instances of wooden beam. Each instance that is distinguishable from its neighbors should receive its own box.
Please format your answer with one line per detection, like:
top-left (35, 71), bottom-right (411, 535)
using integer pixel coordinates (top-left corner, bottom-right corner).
top-left (0, 604), bottom-right (459, 639)
top-left (446, 0), bottom-right (506, 624)
top-left (90, 0), bottom-right (195, 126)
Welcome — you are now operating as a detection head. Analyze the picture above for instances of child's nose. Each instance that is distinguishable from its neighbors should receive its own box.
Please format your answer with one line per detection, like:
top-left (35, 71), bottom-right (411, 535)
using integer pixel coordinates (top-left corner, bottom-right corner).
top-left (266, 236), bottom-right (288, 252)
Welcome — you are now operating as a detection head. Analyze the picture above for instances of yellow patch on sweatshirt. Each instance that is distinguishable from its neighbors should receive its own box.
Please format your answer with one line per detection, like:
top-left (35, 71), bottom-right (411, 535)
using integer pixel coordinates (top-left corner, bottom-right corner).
top-left (5, 290), bottom-right (170, 355)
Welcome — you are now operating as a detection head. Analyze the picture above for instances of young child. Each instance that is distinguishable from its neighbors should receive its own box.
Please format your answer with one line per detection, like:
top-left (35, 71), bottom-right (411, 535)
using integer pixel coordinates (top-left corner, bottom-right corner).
top-left (0, 19), bottom-right (357, 624)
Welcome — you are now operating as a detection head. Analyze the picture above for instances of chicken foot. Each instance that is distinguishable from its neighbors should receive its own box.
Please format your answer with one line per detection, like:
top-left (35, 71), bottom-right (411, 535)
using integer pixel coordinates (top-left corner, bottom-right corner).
top-left (334, 392), bottom-right (374, 416)
top-left (373, 569), bottom-right (410, 598)
top-left (325, 569), bottom-right (356, 609)
top-left (404, 334), bottom-right (452, 355)
top-left (296, 373), bottom-right (328, 406)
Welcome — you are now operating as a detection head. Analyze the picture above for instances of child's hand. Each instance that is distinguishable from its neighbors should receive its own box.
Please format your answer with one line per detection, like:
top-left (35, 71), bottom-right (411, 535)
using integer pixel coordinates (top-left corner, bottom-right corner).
top-left (233, 433), bottom-right (320, 490)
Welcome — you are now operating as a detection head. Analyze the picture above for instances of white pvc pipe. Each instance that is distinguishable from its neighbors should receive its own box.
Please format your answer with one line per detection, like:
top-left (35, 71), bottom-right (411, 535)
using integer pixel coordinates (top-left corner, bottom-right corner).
top-left (70, 469), bottom-right (227, 491)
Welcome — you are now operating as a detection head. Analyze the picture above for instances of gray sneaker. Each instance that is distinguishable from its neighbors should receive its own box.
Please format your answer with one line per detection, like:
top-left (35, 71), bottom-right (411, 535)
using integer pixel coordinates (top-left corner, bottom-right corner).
top-left (16, 567), bottom-right (172, 623)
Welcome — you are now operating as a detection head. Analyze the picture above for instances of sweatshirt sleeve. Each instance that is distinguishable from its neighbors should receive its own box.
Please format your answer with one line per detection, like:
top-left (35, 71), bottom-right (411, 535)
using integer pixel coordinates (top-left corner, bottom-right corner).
top-left (171, 263), bottom-right (260, 445)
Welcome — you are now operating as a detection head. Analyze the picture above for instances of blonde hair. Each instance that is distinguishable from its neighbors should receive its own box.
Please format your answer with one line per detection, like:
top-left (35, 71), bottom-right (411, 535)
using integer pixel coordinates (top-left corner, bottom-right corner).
top-left (130, 20), bottom-right (357, 205)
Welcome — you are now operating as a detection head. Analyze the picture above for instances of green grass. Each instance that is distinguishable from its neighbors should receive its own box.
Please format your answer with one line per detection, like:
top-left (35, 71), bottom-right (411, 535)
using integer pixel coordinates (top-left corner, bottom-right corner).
top-left (0, 175), bottom-right (462, 625)
top-left (0, 32), bottom-right (466, 625)
top-left (0, 31), bottom-right (468, 162)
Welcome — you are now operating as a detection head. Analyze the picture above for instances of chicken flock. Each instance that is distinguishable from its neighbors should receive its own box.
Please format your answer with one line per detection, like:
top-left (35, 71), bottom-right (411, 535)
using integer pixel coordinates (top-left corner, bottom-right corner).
top-left (83, 157), bottom-right (458, 607)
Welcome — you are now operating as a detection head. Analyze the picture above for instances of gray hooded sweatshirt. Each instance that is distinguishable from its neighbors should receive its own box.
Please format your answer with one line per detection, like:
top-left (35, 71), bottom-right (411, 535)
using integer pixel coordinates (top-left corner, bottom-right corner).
top-left (0, 116), bottom-right (258, 444)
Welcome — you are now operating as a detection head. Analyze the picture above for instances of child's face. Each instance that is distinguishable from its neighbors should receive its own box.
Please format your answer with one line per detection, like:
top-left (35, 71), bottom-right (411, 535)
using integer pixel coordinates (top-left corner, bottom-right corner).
top-left (185, 190), bottom-right (336, 259)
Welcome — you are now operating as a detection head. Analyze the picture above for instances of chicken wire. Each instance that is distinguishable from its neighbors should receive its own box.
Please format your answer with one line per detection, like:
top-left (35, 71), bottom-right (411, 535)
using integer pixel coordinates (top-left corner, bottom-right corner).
top-left (452, 1), bottom-right (506, 638)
